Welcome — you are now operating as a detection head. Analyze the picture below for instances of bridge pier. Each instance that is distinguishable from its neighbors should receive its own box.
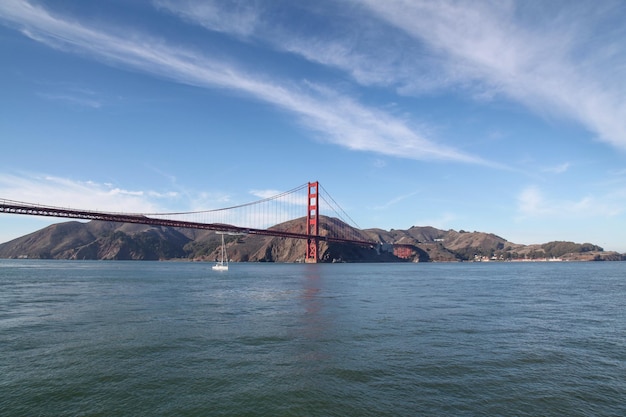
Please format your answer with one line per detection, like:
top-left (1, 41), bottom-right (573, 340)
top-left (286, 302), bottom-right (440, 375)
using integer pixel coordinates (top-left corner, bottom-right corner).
top-left (305, 181), bottom-right (319, 263)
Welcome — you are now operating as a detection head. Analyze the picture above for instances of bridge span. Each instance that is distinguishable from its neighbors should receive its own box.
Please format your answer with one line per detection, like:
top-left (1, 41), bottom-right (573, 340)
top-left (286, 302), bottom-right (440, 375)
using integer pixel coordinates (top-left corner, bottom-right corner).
top-left (0, 182), bottom-right (378, 262)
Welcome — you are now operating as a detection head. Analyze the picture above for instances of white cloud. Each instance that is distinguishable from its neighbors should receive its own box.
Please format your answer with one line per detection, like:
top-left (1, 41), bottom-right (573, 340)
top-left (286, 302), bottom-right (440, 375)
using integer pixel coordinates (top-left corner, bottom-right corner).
top-left (0, 172), bottom-right (269, 228)
top-left (155, 1), bottom-right (448, 95)
top-left (0, 173), bottom-right (307, 240)
top-left (516, 185), bottom-right (622, 219)
top-left (163, 0), bottom-right (626, 153)
top-left (250, 189), bottom-right (283, 200)
top-left (517, 186), bottom-right (547, 216)
top-left (0, 0), bottom-right (490, 166)
top-left (357, 0), bottom-right (626, 150)
top-left (154, 0), bottom-right (259, 37)
top-left (543, 162), bottom-right (570, 174)
top-left (0, 173), bottom-right (174, 213)
top-left (151, 0), bottom-right (626, 162)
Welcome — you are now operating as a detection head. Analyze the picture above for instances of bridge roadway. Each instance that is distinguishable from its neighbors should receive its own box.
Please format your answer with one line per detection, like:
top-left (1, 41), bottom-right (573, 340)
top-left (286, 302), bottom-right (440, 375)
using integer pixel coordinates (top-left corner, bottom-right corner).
top-left (0, 200), bottom-right (377, 248)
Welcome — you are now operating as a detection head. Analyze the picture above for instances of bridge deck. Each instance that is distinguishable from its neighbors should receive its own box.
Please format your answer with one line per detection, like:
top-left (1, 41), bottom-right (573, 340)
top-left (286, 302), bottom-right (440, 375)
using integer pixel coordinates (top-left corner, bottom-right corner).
top-left (0, 200), bottom-right (377, 248)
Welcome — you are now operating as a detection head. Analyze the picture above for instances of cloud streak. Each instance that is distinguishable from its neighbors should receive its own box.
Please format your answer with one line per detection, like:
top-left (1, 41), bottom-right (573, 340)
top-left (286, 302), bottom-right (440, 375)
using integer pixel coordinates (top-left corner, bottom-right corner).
top-left (546, 163), bottom-right (570, 174)
top-left (37, 92), bottom-right (102, 108)
top-left (358, 0), bottom-right (626, 150)
top-left (154, 0), bottom-right (260, 37)
top-left (373, 191), bottom-right (420, 211)
top-left (158, 0), bottom-right (626, 153)
top-left (0, 0), bottom-right (488, 165)
top-left (155, 1), bottom-right (447, 98)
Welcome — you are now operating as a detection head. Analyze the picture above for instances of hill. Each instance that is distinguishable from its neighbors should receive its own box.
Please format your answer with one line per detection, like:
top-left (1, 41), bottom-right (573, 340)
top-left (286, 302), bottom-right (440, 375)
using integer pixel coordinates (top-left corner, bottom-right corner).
top-left (0, 218), bottom-right (622, 262)
top-left (362, 226), bottom-right (622, 262)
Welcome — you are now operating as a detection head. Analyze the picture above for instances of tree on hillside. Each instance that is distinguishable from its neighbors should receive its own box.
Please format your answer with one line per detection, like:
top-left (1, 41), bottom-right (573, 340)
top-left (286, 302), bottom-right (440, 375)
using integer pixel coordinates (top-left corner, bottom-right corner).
top-left (542, 241), bottom-right (603, 258)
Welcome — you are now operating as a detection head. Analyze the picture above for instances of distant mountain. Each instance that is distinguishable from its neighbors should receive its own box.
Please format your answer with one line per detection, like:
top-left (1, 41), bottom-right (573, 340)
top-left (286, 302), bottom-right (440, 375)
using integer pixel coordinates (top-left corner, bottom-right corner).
top-left (0, 221), bottom-right (191, 260)
top-left (362, 226), bottom-right (623, 261)
top-left (0, 217), bottom-right (622, 262)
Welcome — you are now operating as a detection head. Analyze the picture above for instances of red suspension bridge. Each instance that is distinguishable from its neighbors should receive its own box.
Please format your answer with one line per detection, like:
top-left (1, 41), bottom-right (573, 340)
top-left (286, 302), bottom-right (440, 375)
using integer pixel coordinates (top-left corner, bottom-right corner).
top-left (0, 181), bottom-right (379, 262)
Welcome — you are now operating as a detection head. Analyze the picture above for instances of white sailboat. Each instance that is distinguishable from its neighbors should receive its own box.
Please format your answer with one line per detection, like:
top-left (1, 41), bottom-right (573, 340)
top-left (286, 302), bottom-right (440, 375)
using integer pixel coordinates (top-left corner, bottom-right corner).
top-left (212, 233), bottom-right (229, 271)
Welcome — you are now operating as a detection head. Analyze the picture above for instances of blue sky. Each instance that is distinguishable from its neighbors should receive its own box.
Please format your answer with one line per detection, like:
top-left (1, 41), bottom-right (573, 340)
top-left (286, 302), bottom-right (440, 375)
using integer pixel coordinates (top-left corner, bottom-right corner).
top-left (2, 0), bottom-right (626, 252)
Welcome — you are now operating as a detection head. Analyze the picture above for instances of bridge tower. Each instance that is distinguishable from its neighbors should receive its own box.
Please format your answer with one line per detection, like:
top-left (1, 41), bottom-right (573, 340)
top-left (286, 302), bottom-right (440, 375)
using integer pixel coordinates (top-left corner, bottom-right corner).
top-left (305, 181), bottom-right (319, 263)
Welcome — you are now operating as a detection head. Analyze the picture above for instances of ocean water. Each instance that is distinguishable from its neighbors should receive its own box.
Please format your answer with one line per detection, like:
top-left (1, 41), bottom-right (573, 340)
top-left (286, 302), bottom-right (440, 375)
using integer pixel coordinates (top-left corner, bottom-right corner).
top-left (1, 260), bottom-right (625, 416)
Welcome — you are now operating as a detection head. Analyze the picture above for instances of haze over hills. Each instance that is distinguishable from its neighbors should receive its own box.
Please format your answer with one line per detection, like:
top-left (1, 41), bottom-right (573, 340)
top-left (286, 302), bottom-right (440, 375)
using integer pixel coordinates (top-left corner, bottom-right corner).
top-left (0, 217), bottom-right (622, 262)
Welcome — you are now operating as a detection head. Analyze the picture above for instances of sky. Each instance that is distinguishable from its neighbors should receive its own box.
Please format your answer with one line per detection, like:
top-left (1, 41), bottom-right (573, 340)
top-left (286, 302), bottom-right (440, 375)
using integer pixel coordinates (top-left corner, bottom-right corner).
top-left (1, 0), bottom-right (626, 252)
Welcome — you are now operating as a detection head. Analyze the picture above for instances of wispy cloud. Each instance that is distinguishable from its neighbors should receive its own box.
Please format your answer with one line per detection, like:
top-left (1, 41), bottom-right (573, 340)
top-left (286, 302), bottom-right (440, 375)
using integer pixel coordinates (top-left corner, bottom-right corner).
top-left (0, 173), bottom-right (174, 213)
top-left (358, 0), bottom-right (626, 150)
top-left (0, 0), bottom-right (488, 165)
top-left (373, 191), bottom-right (420, 211)
top-left (0, 173), bottom-right (305, 229)
top-left (37, 92), bottom-right (102, 108)
top-left (154, 0), bottom-right (259, 37)
top-left (158, 0), bottom-right (626, 153)
top-left (516, 185), bottom-right (622, 219)
top-left (36, 83), bottom-right (105, 108)
top-left (543, 162), bottom-right (570, 174)
top-left (250, 189), bottom-right (285, 200)
top-left (155, 1), bottom-right (445, 95)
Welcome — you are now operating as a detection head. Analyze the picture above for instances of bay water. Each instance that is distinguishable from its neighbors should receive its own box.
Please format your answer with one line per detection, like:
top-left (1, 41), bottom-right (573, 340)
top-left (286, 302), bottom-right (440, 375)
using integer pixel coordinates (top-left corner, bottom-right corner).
top-left (1, 260), bottom-right (625, 416)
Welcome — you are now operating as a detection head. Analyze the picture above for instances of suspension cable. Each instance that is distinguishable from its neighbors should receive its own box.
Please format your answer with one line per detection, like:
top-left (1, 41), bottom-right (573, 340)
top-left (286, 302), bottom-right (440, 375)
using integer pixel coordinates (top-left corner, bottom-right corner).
top-left (318, 183), bottom-right (361, 230)
top-left (139, 183), bottom-right (309, 216)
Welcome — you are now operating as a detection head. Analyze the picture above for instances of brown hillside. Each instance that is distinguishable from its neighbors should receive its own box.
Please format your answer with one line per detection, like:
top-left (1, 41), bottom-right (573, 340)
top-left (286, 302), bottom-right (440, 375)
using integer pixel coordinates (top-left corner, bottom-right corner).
top-left (0, 217), bottom-right (621, 262)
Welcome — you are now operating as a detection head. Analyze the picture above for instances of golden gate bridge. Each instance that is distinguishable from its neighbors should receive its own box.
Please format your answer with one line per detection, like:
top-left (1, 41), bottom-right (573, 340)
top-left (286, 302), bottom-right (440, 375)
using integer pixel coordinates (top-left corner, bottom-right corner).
top-left (0, 181), bottom-right (379, 262)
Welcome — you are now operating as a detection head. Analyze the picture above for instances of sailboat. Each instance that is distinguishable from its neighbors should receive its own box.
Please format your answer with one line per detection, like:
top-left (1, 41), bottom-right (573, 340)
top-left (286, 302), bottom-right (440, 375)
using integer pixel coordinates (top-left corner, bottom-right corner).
top-left (212, 233), bottom-right (229, 271)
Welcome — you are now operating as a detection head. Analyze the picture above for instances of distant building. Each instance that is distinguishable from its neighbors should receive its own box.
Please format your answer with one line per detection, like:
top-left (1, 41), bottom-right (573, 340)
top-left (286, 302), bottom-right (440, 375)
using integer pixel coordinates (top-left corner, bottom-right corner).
top-left (394, 245), bottom-right (414, 259)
